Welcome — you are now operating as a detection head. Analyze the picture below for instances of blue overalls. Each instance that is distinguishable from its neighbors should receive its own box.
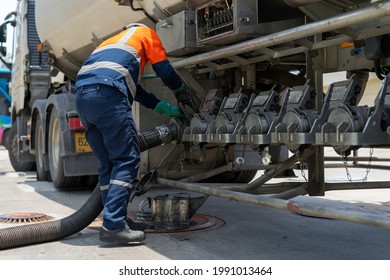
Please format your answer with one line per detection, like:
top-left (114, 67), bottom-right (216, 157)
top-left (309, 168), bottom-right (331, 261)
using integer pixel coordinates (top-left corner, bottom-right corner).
top-left (75, 26), bottom-right (182, 230)
top-left (76, 84), bottom-right (138, 230)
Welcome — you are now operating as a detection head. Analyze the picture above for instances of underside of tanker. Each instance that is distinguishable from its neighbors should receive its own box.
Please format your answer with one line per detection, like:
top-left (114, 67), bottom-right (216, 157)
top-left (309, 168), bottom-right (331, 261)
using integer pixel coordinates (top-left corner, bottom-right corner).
top-left (86, 0), bottom-right (390, 229)
top-left (134, 1), bottom-right (390, 185)
top-left (7, 0), bottom-right (390, 230)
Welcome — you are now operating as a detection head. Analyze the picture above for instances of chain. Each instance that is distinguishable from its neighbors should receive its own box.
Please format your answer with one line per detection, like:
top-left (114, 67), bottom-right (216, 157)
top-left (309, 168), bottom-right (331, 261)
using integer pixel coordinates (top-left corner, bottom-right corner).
top-left (362, 147), bottom-right (374, 182)
top-left (342, 147), bottom-right (374, 183)
top-left (342, 155), bottom-right (353, 182)
top-left (298, 155), bottom-right (308, 182)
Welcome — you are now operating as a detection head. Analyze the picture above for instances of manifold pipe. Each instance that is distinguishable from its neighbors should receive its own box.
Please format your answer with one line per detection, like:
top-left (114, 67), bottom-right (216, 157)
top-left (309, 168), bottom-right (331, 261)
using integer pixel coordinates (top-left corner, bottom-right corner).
top-left (0, 122), bottom-right (180, 250)
top-left (157, 178), bottom-right (390, 231)
top-left (173, 2), bottom-right (390, 69)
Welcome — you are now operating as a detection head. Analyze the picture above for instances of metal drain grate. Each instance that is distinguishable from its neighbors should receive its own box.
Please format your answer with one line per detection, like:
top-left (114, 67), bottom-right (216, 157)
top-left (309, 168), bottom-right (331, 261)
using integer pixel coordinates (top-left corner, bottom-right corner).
top-left (0, 212), bottom-right (52, 223)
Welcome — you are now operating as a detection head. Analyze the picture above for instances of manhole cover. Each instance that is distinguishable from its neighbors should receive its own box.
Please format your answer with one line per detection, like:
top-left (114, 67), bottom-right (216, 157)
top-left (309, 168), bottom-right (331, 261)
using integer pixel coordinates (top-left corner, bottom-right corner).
top-left (0, 212), bottom-right (52, 223)
top-left (88, 213), bottom-right (224, 233)
top-left (145, 214), bottom-right (225, 233)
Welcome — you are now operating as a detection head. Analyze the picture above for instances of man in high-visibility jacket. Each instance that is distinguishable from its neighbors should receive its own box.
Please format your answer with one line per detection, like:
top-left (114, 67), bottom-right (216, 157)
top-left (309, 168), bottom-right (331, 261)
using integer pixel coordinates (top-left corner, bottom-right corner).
top-left (75, 24), bottom-right (198, 244)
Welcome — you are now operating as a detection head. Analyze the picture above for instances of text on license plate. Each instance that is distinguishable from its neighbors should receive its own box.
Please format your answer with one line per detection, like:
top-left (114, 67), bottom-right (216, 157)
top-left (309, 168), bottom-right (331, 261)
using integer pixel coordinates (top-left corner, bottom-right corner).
top-left (74, 132), bottom-right (92, 153)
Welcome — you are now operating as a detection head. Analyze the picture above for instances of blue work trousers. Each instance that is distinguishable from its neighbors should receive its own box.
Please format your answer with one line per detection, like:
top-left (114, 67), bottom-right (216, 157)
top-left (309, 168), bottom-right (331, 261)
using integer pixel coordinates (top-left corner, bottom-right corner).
top-left (75, 84), bottom-right (140, 230)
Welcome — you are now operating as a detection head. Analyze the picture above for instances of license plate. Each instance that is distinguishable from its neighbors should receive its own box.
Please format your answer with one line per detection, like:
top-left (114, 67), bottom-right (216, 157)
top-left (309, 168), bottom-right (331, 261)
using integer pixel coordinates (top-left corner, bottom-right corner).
top-left (74, 132), bottom-right (92, 153)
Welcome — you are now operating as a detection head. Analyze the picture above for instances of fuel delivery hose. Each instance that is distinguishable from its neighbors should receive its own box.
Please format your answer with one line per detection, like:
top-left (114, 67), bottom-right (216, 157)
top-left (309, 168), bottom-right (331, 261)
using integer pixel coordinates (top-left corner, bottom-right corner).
top-left (0, 122), bottom-right (180, 250)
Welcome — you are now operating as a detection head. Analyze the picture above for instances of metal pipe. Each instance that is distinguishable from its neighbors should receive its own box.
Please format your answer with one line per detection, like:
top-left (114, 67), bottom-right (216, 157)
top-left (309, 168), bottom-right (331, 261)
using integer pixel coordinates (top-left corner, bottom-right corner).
top-left (157, 178), bottom-right (390, 230)
top-left (287, 200), bottom-right (390, 230)
top-left (194, 24), bottom-right (390, 74)
top-left (325, 181), bottom-right (390, 191)
top-left (354, 164), bottom-right (390, 171)
top-left (158, 164), bottom-right (264, 181)
top-left (188, 182), bottom-right (306, 196)
top-left (224, 181), bottom-right (304, 193)
top-left (157, 178), bottom-right (289, 210)
top-left (173, 2), bottom-right (390, 69)
top-left (325, 157), bottom-right (390, 162)
top-left (324, 164), bottom-right (390, 170)
top-left (271, 184), bottom-right (308, 199)
top-left (179, 163), bottom-right (234, 182)
top-left (185, 0), bottom-right (213, 9)
top-left (244, 155), bottom-right (298, 190)
top-left (243, 147), bottom-right (315, 191)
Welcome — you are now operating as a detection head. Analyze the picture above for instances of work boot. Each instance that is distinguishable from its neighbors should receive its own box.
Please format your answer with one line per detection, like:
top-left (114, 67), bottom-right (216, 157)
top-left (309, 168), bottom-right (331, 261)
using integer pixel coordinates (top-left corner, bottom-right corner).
top-left (99, 224), bottom-right (145, 244)
top-left (126, 217), bottom-right (148, 231)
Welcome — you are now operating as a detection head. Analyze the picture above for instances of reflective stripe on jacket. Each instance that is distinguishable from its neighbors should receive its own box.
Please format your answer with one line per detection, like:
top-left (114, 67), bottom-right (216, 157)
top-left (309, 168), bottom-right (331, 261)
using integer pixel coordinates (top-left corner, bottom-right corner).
top-left (75, 26), bottom-right (170, 98)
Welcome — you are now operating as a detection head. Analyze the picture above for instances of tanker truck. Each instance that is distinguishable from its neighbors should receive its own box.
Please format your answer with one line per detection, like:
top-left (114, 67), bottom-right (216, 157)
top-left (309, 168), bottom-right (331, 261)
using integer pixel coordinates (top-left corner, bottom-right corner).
top-left (3, 0), bottom-right (390, 199)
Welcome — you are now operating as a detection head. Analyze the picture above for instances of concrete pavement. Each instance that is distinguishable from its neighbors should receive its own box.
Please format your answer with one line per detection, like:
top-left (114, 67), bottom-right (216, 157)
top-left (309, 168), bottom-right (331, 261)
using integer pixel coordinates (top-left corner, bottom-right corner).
top-left (1, 146), bottom-right (390, 259)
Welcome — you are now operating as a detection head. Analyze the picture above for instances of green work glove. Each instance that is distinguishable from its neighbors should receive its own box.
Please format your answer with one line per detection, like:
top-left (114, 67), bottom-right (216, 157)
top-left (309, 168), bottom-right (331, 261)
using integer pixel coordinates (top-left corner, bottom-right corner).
top-left (154, 100), bottom-right (184, 118)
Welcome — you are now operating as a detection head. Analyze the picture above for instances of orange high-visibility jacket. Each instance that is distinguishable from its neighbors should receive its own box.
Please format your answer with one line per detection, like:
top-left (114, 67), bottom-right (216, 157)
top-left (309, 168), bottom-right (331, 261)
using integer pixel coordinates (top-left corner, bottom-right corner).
top-left (75, 25), bottom-right (182, 105)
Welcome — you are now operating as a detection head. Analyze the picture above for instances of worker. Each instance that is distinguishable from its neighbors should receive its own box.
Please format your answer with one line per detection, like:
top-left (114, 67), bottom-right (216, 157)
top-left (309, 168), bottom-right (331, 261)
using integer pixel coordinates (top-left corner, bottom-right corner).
top-left (75, 23), bottom-right (198, 244)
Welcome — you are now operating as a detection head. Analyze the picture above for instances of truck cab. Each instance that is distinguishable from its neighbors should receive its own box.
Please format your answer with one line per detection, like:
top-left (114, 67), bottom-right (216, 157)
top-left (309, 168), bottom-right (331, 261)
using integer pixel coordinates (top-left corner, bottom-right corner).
top-left (2, 0), bottom-right (98, 188)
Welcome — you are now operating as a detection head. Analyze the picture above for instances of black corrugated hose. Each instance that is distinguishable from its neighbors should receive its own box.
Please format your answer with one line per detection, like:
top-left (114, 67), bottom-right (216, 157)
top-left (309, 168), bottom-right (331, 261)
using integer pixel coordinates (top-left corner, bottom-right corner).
top-left (0, 185), bottom-right (103, 250)
top-left (0, 122), bottom-right (180, 250)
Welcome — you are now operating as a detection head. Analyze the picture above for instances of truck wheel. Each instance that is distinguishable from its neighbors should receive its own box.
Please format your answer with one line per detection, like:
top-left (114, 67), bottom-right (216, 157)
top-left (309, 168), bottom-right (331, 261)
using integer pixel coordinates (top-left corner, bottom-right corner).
top-left (8, 125), bottom-right (36, 172)
top-left (35, 117), bottom-right (47, 181)
top-left (2, 128), bottom-right (10, 149)
top-left (80, 175), bottom-right (98, 188)
top-left (48, 107), bottom-right (79, 188)
top-left (234, 170), bottom-right (258, 183)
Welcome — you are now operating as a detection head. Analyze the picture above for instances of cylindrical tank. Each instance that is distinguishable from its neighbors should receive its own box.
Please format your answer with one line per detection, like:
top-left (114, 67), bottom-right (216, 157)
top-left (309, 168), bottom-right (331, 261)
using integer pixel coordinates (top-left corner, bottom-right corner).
top-left (35, 0), bottom-right (211, 80)
top-left (35, 0), bottom-right (146, 79)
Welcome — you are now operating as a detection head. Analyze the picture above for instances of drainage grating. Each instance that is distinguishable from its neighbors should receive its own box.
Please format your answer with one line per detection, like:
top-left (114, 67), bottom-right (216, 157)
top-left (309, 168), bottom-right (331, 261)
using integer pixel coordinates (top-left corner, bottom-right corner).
top-left (0, 212), bottom-right (52, 223)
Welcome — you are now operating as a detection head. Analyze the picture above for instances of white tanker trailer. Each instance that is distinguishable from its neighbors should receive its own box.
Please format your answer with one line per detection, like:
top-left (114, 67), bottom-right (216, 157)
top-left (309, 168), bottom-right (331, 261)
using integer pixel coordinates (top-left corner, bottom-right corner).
top-left (2, 0), bottom-right (390, 203)
top-left (3, 0), bottom-right (390, 250)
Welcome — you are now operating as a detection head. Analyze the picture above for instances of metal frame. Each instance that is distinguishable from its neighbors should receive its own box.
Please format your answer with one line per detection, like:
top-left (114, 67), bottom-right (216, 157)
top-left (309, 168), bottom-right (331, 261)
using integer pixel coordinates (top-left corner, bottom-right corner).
top-left (159, 2), bottom-right (390, 230)
top-left (157, 176), bottom-right (390, 231)
top-left (173, 2), bottom-right (390, 71)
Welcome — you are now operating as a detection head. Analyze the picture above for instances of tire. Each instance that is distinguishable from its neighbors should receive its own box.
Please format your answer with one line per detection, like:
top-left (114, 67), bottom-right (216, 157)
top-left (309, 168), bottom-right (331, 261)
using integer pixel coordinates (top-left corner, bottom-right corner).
top-left (80, 175), bottom-right (99, 189)
top-left (8, 124), bottom-right (36, 172)
top-left (35, 117), bottom-right (47, 181)
top-left (48, 107), bottom-right (79, 189)
top-left (2, 128), bottom-right (10, 149)
top-left (234, 170), bottom-right (258, 183)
